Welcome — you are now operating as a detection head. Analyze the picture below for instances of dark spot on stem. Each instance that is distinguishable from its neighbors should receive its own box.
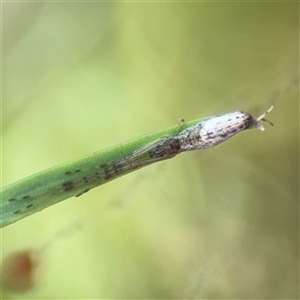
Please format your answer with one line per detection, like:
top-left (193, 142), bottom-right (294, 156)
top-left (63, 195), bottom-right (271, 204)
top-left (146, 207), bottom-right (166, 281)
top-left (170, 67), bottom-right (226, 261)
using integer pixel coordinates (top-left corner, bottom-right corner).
top-left (63, 181), bottom-right (73, 186)
top-left (62, 181), bottom-right (75, 191)
top-left (112, 163), bottom-right (119, 174)
top-left (64, 186), bottom-right (74, 191)
top-left (75, 189), bottom-right (90, 197)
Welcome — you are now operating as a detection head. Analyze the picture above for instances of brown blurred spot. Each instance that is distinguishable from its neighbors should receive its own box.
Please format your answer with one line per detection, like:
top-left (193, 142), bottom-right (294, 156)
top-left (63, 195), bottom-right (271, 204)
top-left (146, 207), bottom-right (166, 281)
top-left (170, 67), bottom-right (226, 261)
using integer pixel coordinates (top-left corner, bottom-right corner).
top-left (1, 249), bottom-right (38, 293)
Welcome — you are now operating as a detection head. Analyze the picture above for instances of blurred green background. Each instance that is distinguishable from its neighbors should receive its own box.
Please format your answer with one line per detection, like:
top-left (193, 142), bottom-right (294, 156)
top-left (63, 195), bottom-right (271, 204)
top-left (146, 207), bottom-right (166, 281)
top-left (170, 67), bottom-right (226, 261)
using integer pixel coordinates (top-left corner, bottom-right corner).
top-left (1, 2), bottom-right (298, 299)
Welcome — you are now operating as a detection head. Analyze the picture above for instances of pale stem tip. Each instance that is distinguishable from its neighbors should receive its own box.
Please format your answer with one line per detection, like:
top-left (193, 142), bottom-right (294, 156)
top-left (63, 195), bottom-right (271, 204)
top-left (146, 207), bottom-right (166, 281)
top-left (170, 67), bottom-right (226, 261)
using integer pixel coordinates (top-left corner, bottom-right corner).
top-left (256, 104), bottom-right (275, 130)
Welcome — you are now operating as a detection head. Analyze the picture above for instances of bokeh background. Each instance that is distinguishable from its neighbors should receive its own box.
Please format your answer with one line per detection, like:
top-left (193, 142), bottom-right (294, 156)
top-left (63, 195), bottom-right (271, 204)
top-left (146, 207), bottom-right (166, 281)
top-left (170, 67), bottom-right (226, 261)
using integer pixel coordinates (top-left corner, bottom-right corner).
top-left (1, 1), bottom-right (298, 299)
